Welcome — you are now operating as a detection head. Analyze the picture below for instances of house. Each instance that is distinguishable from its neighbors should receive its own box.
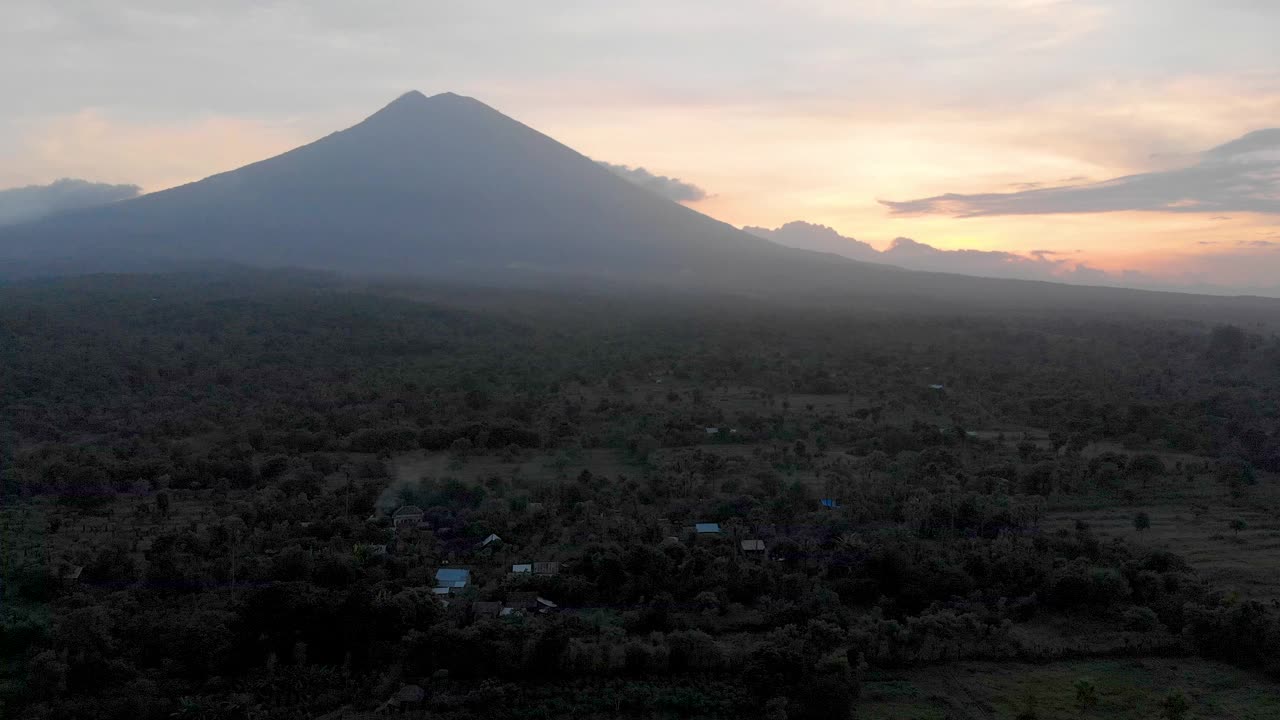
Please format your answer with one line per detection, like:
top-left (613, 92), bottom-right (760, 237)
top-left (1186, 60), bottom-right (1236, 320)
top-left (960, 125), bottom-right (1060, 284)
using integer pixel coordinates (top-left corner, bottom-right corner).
top-left (741, 539), bottom-right (765, 552)
top-left (435, 567), bottom-right (471, 591)
top-left (820, 498), bottom-right (840, 509)
top-left (505, 592), bottom-right (539, 610)
top-left (511, 563), bottom-right (533, 574)
top-left (929, 384), bottom-right (945, 390)
top-left (397, 685), bottom-right (425, 704)
top-left (505, 593), bottom-right (559, 613)
top-left (694, 523), bottom-right (722, 534)
top-left (392, 505), bottom-right (425, 531)
top-left (57, 564), bottom-right (84, 585)
top-left (375, 684), bottom-right (425, 714)
top-left (533, 561), bottom-right (561, 575)
top-left (705, 427), bottom-right (720, 435)
top-left (472, 601), bottom-right (504, 618)
top-left (478, 533), bottom-right (502, 548)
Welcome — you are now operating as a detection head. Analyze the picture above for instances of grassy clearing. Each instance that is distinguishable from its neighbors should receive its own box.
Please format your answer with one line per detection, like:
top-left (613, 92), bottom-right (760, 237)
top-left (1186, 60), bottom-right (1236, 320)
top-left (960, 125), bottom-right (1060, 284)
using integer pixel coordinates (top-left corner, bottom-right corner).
top-left (1050, 505), bottom-right (1280, 600)
top-left (859, 657), bottom-right (1280, 719)
top-left (0, 491), bottom-right (231, 571)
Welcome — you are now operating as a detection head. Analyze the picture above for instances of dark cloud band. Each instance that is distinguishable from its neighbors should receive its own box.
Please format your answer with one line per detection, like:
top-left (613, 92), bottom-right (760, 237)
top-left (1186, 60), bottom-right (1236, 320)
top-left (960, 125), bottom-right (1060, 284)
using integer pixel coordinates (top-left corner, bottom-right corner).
top-left (882, 128), bottom-right (1280, 217)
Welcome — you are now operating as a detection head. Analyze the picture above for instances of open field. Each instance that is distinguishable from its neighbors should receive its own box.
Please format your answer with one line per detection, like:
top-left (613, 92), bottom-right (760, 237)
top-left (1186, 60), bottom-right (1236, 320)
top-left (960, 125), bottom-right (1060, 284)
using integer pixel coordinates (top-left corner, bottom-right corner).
top-left (860, 658), bottom-right (1280, 719)
top-left (0, 490), bottom-right (229, 572)
top-left (1046, 502), bottom-right (1280, 600)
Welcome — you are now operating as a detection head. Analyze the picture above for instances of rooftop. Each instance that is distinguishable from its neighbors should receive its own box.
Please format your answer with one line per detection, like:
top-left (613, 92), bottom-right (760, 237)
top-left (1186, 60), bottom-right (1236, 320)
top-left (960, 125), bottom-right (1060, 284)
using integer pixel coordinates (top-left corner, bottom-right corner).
top-left (435, 568), bottom-right (471, 588)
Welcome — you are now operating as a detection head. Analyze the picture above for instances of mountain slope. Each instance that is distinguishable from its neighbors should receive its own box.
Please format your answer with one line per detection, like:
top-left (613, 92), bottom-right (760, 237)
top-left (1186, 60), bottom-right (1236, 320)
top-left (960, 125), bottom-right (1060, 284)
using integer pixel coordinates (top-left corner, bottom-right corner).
top-left (0, 91), bottom-right (802, 277)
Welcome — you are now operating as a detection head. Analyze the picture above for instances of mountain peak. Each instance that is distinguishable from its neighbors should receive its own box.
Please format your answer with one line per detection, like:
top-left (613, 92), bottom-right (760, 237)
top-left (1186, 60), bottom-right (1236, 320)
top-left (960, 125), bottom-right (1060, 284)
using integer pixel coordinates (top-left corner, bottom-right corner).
top-left (362, 90), bottom-right (496, 129)
top-left (381, 90), bottom-right (479, 110)
top-left (390, 89), bottom-right (428, 103)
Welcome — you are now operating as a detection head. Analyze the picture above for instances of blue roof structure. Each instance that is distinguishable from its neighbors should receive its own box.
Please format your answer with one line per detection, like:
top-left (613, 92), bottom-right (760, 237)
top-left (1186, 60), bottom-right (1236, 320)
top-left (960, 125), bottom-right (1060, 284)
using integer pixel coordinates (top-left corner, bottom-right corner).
top-left (435, 568), bottom-right (471, 588)
top-left (820, 498), bottom-right (840, 508)
top-left (694, 523), bottom-right (721, 534)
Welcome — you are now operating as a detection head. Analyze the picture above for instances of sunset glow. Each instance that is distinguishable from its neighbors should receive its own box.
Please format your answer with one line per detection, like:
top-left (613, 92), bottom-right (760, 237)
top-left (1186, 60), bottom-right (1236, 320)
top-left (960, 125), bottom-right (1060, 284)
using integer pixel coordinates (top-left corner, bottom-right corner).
top-left (3, 1), bottom-right (1278, 291)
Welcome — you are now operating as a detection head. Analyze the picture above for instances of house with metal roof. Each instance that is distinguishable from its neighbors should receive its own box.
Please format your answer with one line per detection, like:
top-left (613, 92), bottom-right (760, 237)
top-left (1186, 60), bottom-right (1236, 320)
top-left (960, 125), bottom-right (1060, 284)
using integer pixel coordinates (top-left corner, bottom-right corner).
top-left (741, 539), bottom-right (765, 552)
top-left (694, 523), bottom-right (722, 534)
top-left (435, 567), bottom-right (471, 590)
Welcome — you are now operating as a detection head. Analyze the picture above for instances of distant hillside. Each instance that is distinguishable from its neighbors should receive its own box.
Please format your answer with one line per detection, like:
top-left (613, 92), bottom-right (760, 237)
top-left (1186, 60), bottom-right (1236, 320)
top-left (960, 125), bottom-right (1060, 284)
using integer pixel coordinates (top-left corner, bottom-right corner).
top-left (0, 178), bottom-right (140, 226)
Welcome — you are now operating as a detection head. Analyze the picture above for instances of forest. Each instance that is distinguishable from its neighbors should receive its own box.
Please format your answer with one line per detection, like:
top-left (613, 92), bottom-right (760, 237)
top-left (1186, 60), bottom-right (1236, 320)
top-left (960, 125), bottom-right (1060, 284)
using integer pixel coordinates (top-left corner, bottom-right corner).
top-left (2, 270), bottom-right (1279, 719)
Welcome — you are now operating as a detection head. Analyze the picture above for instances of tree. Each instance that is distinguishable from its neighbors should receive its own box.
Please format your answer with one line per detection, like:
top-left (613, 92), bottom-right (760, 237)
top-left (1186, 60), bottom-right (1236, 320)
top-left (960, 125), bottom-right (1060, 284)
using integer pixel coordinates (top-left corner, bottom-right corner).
top-left (1207, 324), bottom-right (1247, 365)
top-left (450, 436), bottom-right (474, 457)
top-left (1229, 518), bottom-right (1247, 536)
top-left (1160, 690), bottom-right (1189, 720)
top-left (1015, 691), bottom-right (1040, 720)
top-left (1074, 679), bottom-right (1098, 714)
top-left (155, 491), bottom-right (171, 516)
top-left (1133, 511), bottom-right (1151, 532)
top-left (1127, 454), bottom-right (1165, 488)
top-left (763, 698), bottom-right (788, 720)
top-left (792, 656), bottom-right (856, 720)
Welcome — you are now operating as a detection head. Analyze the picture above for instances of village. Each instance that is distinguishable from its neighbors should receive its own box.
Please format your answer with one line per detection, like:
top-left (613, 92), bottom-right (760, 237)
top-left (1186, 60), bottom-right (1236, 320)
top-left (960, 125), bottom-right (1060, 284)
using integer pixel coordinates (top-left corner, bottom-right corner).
top-left (4, 284), bottom-right (1279, 718)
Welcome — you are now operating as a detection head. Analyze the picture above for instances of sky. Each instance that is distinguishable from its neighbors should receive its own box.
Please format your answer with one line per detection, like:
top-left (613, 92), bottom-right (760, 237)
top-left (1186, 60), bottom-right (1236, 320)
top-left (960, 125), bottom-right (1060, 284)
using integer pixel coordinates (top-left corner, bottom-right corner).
top-left (3, 1), bottom-right (1279, 292)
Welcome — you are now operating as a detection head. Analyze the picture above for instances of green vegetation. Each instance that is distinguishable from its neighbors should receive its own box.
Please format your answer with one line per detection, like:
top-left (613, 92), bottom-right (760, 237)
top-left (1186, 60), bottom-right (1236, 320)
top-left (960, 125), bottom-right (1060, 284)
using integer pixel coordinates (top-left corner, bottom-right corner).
top-left (858, 658), bottom-right (1280, 719)
top-left (2, 271), bottom-right (1280, 719)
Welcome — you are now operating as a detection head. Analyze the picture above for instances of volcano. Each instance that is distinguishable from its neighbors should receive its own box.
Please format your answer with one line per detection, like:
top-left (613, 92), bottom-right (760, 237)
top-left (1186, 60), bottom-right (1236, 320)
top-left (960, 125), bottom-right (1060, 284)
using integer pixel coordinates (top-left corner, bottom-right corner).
top-left (0, 91), bottom-right (816, 280)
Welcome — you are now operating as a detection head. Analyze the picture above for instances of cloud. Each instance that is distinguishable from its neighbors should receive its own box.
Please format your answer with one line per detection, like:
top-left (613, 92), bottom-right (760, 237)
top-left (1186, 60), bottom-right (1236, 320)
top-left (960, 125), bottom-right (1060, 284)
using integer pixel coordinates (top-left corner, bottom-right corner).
top-left (746, 220), bottom-right (1280, 295)
top-left (881, 128), bottom-right (1280, 217)
top-left (879, 236), bottom-right (1076, 280)
top-left (0, 178), bottom-right (140, 226)
top-left (742, 221), bottom-right (880, 261)
top-left (746, 221), bottom-right (1077, 280)
top-left (597, 161), bottom-right (708, 203)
